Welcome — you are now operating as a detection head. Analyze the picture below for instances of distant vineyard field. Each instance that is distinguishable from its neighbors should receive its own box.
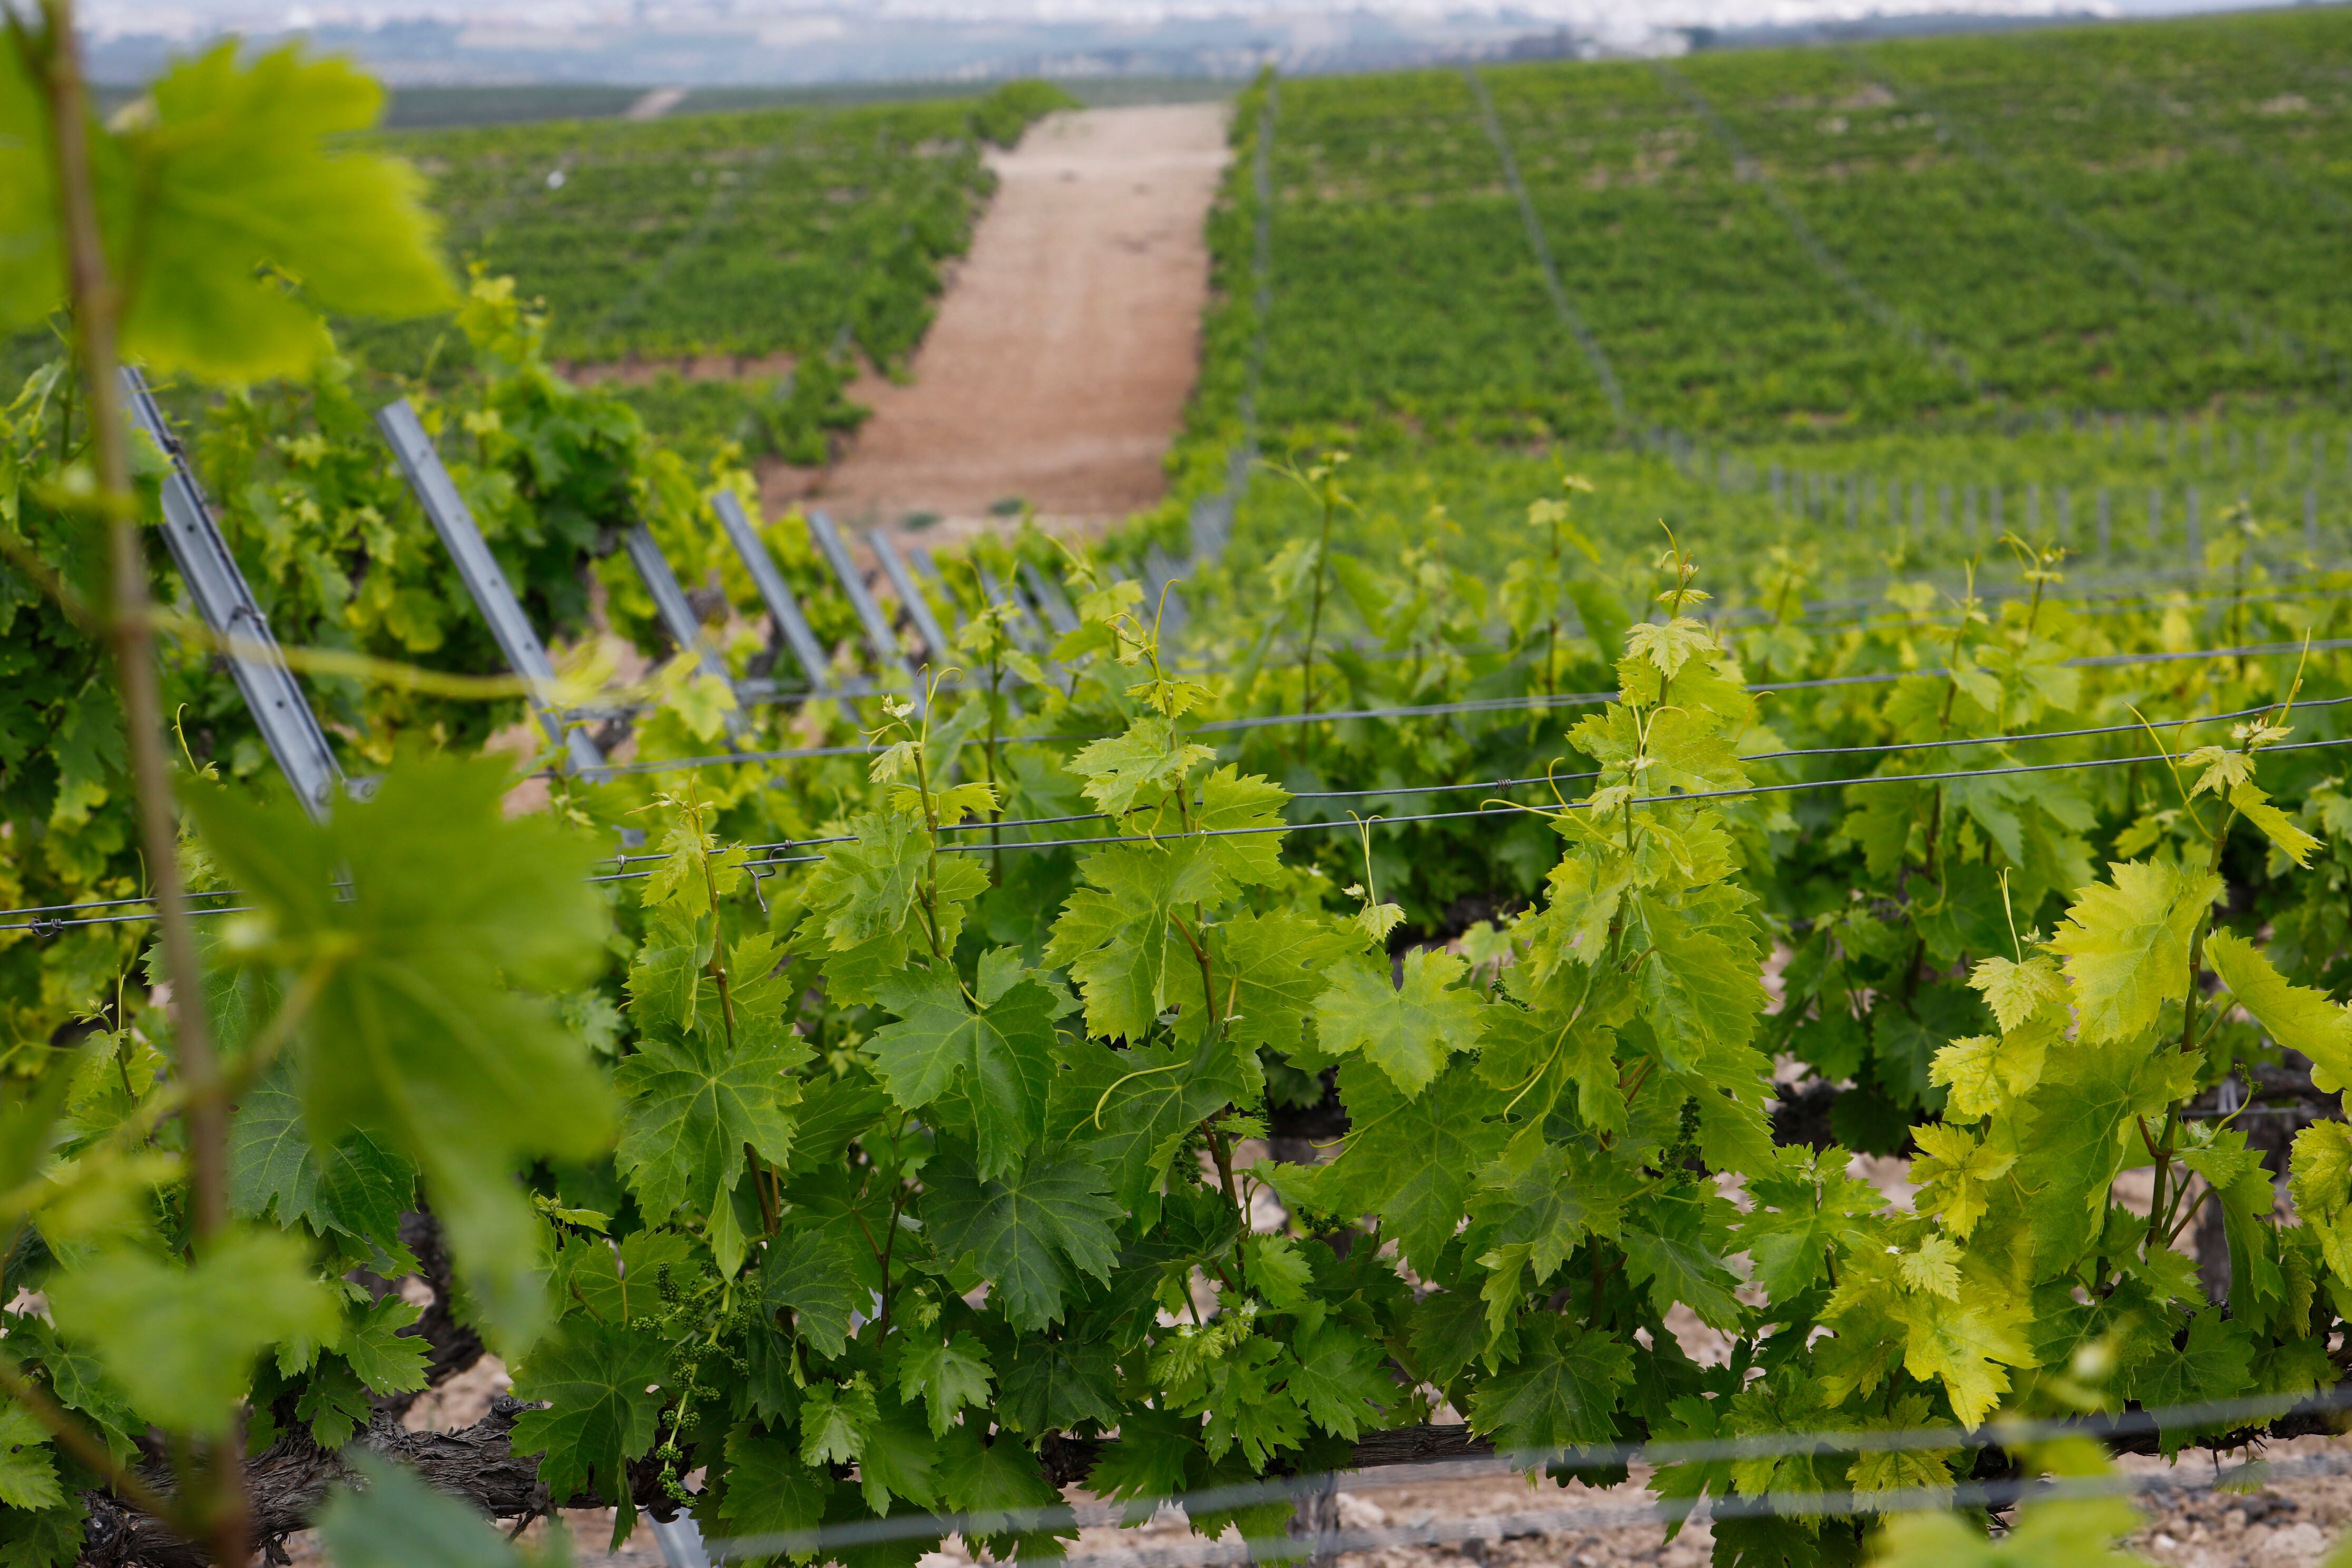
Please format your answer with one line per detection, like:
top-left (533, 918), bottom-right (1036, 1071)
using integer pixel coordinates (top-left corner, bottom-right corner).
top-left (389, 80), bottom-right (1073, 369)
top-left (1210, 9), bottom-right (2352, 448)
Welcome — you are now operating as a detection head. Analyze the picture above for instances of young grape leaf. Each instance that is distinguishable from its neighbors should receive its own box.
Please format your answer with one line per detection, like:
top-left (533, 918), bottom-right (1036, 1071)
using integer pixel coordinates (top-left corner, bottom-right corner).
top-left (1, 48), bottom-right (453, 377)
top-left (923, 1145), bottom-right (1122, 1331)
top-left (297, 1358), bottom-right (371, 1448)
top-left (2207, 931), bottom-right (2352, 1091)
top-left (567, 1229), bottom-right (696, 1328)
top-left (718, 1422), bottom-right (835, 1541)
top-left (2230, 782), bottom-right (2321, 868)
top-left (1044, 842), bottom-right (1218, 1043)
top-left (2047, 860), bottom-right (2222, 1043)
top-left (1313, 948), bottom-right (1488, 1095)
top-left (868, 964), bottom-right (1057, 1182)
top-left (1887, 1280), bottom-right (2031, 1427)
top-left (1067, 717), bottom-right (1215, 818)
top-left (1283, 1321), bottom-right (1392, 1439)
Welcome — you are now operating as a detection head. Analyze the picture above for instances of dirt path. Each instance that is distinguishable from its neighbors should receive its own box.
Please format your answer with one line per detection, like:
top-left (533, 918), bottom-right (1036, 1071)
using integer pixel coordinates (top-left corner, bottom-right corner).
top-left (778, 102), bottom-right (1230, 538)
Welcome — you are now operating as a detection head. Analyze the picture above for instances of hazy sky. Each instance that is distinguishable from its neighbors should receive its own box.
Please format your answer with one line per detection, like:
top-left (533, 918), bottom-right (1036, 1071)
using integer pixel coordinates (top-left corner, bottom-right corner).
top-left (84, 0), bottom-right (2271, 29)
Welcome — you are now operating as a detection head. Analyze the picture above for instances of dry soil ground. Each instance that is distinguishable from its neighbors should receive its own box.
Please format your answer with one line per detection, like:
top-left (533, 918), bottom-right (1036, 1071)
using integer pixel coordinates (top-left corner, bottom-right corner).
top-left (776, 102), bottom-right (1229, 544)
top-left (280, 1353), bottom-right (2352, 1568)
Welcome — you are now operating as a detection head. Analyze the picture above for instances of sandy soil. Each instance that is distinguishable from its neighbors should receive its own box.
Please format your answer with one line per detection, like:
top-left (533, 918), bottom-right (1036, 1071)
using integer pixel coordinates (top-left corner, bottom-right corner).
top-left (782, 102), bottom-right (1230, 542)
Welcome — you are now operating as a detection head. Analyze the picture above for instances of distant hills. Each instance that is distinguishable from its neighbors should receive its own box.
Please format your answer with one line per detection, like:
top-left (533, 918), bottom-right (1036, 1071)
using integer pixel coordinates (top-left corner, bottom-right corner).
top-left (83, 1), bottom-right (2126, 94)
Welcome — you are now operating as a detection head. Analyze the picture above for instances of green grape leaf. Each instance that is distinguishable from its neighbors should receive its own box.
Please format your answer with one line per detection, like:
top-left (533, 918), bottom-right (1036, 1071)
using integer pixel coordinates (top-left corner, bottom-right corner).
top-left (1466, 1318), bottom-right (1633, 1451)
top-left (508, 1315), bottom-right (670, 1527)
top-left (568, 1229), bottom-right (697, 1328)
top-left (2207, 931), bottom-right (2352, 1091)
top-left (1621, 1195), bottom-right (1744, 1331)
top-left (50, 1228), bottom-right (338, 1437)
top-left (997, 1335), bottom-right (1122, 1435)
top-left (854, 1396), bottom-right (940, 1514)
top-left (869, 963), bottom-right (1057, 1182)
top-left (924, 1145), bottom-right (1122, 1330)
top-left (2047, 860), bottom-right (2222, 1044)
top-left (319, 1453), bottom-right (527, 1568)
top-left (185, 755), bottom-right (615, 1351)
top-left (1312, 948), bottom-right (1488, 1095)
top-left (718, 1423), bottom-right (835, 1541)
top-left (1171, 909), bottom-right (1356, 1054)
top-left (1271, 1060), bottom-right (1507, 1275)
top-left (2121, 1313), bottom-right (2254, 1451)
top-left (1283, 1321), bottom-right (1392, 1439)
top-left (3, 47), bottom-right (455, 374)
top-left (940, 1433), bottom-right (1072, 1562)
top-left (1629, 884), bottom-right (1767, 1074)
top-left (625, 909), bottom-right (710, 1035)
top-left (0, 1407), bottom-right (60, 1512)
top-left (761, 1229), bottom-right (866, 1359)
top-left (614, 1025), bottom-right (804, 1232)
top-left (297, 1357), bottom-right (372, 1448)
top-left (1045, 1035), bottom-right (1253, 1211)
top-left (899, 1332), bottom-right (994, 1438)
top-left (228, 1070), bottom-right (416, 1252)
top-left (342, 1293), bottom-right (430, 1395)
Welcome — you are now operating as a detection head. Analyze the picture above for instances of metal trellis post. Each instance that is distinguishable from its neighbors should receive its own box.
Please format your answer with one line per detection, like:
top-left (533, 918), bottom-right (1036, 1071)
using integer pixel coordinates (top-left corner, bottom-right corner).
top-left (375, 398), bottom-right (609, 780)
top-left (123, 367), bottom-right (350, 820)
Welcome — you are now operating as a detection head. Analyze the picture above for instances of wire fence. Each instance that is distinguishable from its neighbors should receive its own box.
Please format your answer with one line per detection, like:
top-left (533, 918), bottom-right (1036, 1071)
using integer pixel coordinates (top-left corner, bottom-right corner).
top-left (694, 1386), bottom-right (2352, 1564)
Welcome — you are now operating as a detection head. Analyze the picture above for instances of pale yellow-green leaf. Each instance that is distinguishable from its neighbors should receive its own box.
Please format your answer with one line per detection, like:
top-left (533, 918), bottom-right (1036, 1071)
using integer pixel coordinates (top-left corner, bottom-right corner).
top-left (1967, 954), bottom-right (2066, 1036)
top-left (1889, 1280), bottom-right (2030, 1427)
top-left (1931, 1022), bottom-right (2052, 1124)
top-left (1898, 1237), bottom-right (1963, 1301)
top-left (2048, 860), bottom-right (2222, 1043)
top-left (2292, 1121), bottom-right (2352, 1220)
top-left (2207, 931), bottom-right (2352, 1093)
top-left (1910, 1123), bottom-right (2016, 1240)
top-left (21, 47), bottom-right (457, 379)
top-left (2229, 782), bottom-right (2321, 869)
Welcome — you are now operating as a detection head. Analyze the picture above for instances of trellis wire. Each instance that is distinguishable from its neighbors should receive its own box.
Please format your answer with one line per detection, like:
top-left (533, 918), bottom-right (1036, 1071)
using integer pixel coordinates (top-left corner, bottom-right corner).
top-left (696, 1384), bottom-right (2352, 1562)
top-left (579, 633), bottom-right (2352, 780)
top-left (8, 689), bottom-right (2348, 932)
